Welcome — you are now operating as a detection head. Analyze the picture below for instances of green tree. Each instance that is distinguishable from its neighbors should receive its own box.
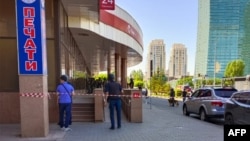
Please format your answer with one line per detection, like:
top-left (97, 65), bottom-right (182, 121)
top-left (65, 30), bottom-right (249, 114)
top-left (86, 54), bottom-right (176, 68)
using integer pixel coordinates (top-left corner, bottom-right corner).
top-left (176, 76), bottom-right (193, 87)
top-left (130, 69), bottom-right (144, 81)
top-left (224, 59), bottom-right (245, 77)
top-left (93, 73), bottom-right (107, 81)
top-left (148, 70), bottom-right (169, 95)
top-left (129, 69), bottom-right (144, 88)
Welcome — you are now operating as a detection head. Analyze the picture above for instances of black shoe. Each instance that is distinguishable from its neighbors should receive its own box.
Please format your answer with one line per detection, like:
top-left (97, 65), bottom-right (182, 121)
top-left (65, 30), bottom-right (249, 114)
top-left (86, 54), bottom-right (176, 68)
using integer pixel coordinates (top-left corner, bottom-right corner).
top-left (109, 127), bottom-right (115, 130)
top-left (117, 126), bottom-right (121, 129)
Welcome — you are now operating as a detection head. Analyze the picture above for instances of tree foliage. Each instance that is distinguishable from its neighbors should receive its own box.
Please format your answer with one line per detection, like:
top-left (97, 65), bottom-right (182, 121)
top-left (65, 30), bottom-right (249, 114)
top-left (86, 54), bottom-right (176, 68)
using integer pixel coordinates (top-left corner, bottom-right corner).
top-left (129, 69), bottom-right (145, 88)
top-left (130, 69), bottom-right (144, 81)
top-left (224, 59), bottom-right (245, 77)
top-left (176, 77), bottom-right (222, 90)
top-left (194, 78), bottom-right (222, 87)
top-left (176, 76), bottom-right (193, 87)
top-left (148, 69), bottom-right (170, 95)
top-left (93, 73), bottom-right (107, 81)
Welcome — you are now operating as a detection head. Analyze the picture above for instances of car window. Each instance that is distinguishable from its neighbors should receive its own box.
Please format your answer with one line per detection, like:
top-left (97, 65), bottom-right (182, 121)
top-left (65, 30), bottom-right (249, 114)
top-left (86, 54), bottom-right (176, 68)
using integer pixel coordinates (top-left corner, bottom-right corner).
top-left (214, 89), bottom-right (237, 98)
top-left (233, 92), bottom-right (250, 105)
top-left (191, 90), bottom-right (200, 97)
top-left (198, 91), bottom-right (205, 97)
top-left (232, 93), bottom-right (242, 102)
top-left (192, 90), bottom-right (206, 97)
top-left (202, 90), bottom-right (212, 97)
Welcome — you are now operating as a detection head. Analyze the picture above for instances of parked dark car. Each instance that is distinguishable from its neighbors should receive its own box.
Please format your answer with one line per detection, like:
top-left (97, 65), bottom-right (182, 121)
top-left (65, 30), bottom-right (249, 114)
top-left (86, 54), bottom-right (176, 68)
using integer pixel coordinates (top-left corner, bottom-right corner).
top-left (224, 91), bottom-right (250, 125)
top-left (183, 87), bottom-right (238, 121)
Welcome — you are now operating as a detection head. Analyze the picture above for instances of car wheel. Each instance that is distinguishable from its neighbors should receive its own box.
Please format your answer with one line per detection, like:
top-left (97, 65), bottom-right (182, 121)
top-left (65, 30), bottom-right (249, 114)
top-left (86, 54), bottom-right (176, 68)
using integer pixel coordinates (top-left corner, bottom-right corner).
top-left (183, 105), bottom-right (190, 116)
top-left (200, 109), bottom-right (207, 121)
top-left (225, 114), bottom-right (234, 125)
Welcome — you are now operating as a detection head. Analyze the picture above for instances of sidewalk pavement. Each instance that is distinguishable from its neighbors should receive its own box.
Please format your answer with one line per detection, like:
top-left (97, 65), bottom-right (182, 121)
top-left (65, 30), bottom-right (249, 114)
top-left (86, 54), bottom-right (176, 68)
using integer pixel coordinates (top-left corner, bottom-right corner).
top-left (0, 99), bottom-right (223, 141)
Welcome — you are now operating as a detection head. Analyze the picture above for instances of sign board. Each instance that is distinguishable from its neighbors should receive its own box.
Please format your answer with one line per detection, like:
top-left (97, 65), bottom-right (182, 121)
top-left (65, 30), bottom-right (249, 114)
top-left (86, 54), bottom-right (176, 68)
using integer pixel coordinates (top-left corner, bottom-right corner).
top-left (99, 0), bottom-right (115, 10)
top-left (133, 92), bottom-right (140, 98)
top-left (16, 0), bottom-right (47, 75)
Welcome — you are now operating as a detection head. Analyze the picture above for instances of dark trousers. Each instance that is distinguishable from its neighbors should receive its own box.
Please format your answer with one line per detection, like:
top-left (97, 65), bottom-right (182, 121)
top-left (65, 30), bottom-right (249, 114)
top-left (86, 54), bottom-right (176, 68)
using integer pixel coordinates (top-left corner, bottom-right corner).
top-left (109, 99), bottom-right (122, 128)
top-left (58, 103), bottom-right (71, 128)
top-left (170, 97), bottom-right (175, 106)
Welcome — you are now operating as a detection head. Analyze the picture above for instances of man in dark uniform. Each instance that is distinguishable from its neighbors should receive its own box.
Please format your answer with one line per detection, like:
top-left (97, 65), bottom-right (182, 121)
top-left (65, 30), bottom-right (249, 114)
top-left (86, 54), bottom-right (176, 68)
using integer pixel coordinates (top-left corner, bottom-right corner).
top-left (170, 88), bottom-right (175, 107)
top-left (104, 74), bottom-right (123, 130)
top-left (182, 88), bottom-right (187, 102)
top-left (129, 78), bottom-right (134, 89)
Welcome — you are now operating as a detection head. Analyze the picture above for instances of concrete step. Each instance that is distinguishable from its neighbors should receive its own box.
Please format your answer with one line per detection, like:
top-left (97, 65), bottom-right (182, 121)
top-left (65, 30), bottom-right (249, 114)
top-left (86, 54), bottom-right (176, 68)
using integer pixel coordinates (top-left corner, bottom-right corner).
top-left (71, 103), bottom-right (95, 122)
top-left (72, 111), bottom-right (94, 115)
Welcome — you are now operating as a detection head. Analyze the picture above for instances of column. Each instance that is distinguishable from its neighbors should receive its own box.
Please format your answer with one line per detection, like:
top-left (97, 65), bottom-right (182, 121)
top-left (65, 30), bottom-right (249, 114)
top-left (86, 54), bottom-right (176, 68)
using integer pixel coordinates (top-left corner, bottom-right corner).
top-left (115, 53), bottom-right (121, 82)
top-left (107, 51), bottom-right (111, 75)
top-left (121, 58), bottom-right (127, 88)
top-left (19, 76), bottom-right (49, 137)
top-left (16, 0), bottom-right (49, 137)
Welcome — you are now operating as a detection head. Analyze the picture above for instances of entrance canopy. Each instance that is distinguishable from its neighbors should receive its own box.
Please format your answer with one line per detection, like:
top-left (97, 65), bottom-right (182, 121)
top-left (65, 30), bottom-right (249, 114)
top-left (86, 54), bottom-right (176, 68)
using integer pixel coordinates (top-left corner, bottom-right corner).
top-left (61, 0), bottom-right (143, 74)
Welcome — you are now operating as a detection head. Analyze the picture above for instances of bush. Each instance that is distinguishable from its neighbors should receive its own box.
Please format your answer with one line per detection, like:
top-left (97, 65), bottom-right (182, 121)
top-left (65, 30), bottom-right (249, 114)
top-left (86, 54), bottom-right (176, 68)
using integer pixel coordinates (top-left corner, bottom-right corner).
top-left (135, 80), bottom-right (144, 88)
top-left (175, 89), bottom-right (182, 97)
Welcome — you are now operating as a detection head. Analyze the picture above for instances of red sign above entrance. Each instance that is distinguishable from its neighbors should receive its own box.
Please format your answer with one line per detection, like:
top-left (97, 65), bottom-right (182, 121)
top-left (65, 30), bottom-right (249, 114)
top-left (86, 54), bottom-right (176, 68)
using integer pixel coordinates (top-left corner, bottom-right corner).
top-left (99, 0), bottom-right (115, 10)
top-left (100, 10), bottom-right (143, 47)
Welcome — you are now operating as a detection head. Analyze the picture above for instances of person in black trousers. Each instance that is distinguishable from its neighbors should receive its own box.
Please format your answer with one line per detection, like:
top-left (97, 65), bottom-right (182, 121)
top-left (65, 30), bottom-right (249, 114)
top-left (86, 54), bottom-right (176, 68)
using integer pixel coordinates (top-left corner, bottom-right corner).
top-left (104, 74), bottom-right (123, 130)
top-left (56, 75), bottom-right (75, 131)
top-left (182, 88), bottom-right (187, 102)
top-left (170, 88), bottom-right (175, 107)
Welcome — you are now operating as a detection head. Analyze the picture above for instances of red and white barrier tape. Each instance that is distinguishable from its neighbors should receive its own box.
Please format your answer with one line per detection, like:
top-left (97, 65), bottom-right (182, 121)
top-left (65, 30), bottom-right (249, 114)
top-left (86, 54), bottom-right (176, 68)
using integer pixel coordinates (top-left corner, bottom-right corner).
top-left (20, 93), bottom-right (49, 98)
top-left (19, 92), bottom-right (148, 98)
top-left (18, 92), bottom-right (250, 100)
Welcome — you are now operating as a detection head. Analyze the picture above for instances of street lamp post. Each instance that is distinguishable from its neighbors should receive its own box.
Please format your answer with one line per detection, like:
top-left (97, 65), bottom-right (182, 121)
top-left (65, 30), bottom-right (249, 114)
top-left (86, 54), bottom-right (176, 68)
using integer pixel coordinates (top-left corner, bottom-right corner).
top-left (149, 53), bottom-right (153, 109)
top-left (192, 78), bottom-right (196, 90)
top-left (213, 41), bottom-right (217, 87)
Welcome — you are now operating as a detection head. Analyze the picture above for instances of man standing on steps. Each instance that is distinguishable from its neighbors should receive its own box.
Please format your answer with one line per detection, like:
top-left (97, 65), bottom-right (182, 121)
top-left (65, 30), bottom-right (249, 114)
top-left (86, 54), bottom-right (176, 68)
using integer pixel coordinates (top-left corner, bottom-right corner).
top-left (104, 73), bottom-right (123, 130)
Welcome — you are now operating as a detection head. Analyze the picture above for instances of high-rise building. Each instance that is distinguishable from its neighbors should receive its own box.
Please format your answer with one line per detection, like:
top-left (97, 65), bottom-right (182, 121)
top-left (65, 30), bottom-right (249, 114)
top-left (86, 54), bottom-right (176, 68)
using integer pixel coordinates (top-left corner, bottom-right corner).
top-left (195, 0), bottom-right (250, 78)
top-left (146, 39), bottom-right (166, 80)
top-left (168, 43), bottom-right (188, 78)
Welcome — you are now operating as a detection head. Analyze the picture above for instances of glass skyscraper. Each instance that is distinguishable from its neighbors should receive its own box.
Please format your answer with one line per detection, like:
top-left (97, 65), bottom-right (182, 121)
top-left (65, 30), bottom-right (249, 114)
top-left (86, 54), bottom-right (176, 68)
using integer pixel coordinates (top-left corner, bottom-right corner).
top-left (195, 0), bottom-right (250, 78)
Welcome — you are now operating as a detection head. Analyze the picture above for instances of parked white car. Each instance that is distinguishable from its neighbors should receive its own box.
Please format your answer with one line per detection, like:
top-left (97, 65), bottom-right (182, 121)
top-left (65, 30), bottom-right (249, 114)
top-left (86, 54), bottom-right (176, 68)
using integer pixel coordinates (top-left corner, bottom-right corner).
top-left (183, 87), bottom-right (238, 121)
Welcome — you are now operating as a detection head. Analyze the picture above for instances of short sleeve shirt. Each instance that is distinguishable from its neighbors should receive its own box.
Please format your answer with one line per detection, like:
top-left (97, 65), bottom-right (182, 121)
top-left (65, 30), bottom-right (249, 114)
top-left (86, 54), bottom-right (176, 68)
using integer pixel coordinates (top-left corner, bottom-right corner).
top-left (56, 82), bottom-right (74, 103)
top-left (104, 81), bottom-right (122, 100)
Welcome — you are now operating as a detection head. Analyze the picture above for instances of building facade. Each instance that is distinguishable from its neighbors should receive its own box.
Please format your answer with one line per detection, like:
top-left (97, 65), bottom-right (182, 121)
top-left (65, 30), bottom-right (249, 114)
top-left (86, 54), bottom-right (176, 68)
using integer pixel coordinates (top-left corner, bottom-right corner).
top-left (168, 43), bottom-right (188, 78)
top-left (195, 0), bottom-right (250, 78)
top-left (0, 0), bottom-right (143, 137)
top-left (146, 39), bottom-right (166, 80)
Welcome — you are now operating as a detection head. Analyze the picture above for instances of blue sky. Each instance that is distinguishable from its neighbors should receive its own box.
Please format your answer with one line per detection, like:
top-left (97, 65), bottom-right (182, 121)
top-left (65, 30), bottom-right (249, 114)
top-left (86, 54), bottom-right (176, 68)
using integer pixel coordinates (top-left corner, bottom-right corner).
top-left (116, 0), bottom-right (198, 75)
